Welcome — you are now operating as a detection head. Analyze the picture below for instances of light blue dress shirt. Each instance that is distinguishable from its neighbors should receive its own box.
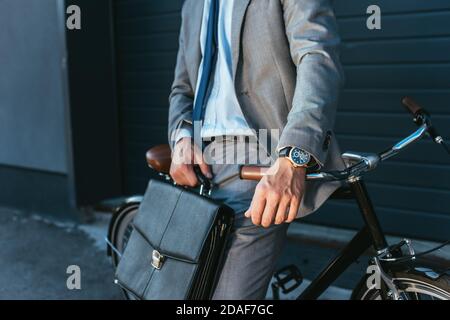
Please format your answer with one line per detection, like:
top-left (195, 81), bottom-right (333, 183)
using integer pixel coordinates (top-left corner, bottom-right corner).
top-left (176, 0), bottom-right (254, 142)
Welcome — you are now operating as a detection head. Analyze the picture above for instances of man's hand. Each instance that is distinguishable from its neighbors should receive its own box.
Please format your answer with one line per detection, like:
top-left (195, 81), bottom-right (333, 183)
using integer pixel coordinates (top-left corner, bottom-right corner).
top-left (170, 137), bottom-right (212, 187)
top-left (245, 158), bottom-right (306, 228)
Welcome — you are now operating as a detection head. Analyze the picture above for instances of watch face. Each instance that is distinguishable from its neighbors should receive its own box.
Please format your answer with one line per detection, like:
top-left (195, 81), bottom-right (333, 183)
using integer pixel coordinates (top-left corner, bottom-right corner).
top-left (290, 148), bottom-right (311, 166)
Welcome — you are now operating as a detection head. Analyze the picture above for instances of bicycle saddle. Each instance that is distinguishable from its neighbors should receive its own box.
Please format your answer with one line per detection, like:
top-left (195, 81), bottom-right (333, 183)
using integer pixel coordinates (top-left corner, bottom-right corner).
top-left (146, 144), bottom-right (172, 174)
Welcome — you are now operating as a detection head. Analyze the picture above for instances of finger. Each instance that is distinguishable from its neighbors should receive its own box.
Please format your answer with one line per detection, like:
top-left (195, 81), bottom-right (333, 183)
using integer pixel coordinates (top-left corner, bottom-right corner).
top-left (184, 165), bottom-right (199, 187)
top-left (192, 146), bottom-right (213, 179)
top-left (172, 165), bottom-right (197, 187)
top-left (249, 189), bottom-right (266, 226)
top-left (275, 196), bottom-right (290, 225)
top-left (178, 143), bottom-right (194, 165)
top-left (198, 161), bottom-right (213, 179)
top-left (192, 143), bottom-right (203, 165)
top-left (171, 169), bottom-right (186, 186)
top-left (287, 196), bottom-right (301, 223)
top-left (261, 193), bottom-right (279, 228)
top-left (251, 198), bottom-right (266, 226)
top-left (170, 163), bottom-right (181, 182)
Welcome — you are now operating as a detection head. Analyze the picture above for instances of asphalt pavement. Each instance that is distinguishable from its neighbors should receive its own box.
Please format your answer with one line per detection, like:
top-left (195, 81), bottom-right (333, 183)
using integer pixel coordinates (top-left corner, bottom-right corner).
top-left (0, 206), bottom-right (351, 300)
top-left (0, 207), bottom-right (122, 300)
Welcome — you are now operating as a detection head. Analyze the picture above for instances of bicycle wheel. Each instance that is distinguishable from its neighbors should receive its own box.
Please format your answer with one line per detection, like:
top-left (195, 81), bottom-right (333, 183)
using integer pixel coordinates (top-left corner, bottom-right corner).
top-left (352, 271), bottom-right (450, 300)
top-left (109, 202), bottom-right (139, 268)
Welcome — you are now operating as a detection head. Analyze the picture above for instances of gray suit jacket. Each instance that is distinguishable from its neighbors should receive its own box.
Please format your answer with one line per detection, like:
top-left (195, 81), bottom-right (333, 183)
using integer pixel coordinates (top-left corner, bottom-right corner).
top-left (168, 0), bottom-right (346, 217)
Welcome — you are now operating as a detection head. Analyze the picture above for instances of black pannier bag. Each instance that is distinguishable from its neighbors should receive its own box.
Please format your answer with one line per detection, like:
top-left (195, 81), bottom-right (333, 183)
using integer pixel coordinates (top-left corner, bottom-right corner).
top-left (115, 179), bottom-right (234, 300)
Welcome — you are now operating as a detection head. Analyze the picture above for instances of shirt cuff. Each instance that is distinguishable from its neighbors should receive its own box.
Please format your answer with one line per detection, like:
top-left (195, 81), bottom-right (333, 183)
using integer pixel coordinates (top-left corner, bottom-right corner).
top-left (173, 124), bottom-right (193, 145)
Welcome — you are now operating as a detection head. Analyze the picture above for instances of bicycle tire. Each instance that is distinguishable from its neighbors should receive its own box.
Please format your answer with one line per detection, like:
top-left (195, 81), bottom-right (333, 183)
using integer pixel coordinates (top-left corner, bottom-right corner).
top-left (109, 202), bottom-right (140, 300)
top-left (109, 203), bottom-right (139, 268)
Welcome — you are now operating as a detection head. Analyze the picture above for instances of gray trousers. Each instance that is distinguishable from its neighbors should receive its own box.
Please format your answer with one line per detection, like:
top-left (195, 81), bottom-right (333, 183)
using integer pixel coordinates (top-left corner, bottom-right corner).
top-left (206, 139), bottom-right (289, 300)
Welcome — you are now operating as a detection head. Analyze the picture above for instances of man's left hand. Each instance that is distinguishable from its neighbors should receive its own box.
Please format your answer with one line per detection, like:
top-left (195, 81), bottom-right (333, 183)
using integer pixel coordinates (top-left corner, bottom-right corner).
top-left (245, 158), bottom-right (306, 228)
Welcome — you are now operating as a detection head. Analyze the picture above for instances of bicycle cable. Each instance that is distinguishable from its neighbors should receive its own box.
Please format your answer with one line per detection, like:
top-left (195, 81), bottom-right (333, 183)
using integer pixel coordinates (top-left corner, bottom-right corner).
top-left (380, 240), bottom-right (450, 263)
top-left (439, 139), bottom-right (450, 155)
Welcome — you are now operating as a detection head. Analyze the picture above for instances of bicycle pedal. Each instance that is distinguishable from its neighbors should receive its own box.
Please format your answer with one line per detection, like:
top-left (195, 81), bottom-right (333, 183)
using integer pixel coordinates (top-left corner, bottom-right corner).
top-left (273, 265), bottom-right (303, 294)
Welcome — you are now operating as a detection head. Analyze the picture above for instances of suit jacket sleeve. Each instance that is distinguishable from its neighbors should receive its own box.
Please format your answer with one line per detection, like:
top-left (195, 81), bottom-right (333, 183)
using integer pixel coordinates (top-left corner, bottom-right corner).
top-left (278, 0), bottom-right (344, 167)
top-left (168, 4), bottom-right (194, 150)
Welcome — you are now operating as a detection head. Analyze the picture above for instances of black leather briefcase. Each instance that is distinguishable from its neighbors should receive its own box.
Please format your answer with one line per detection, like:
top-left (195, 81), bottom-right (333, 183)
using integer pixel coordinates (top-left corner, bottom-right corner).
top-left (114, 179), bottom-right (234, 300)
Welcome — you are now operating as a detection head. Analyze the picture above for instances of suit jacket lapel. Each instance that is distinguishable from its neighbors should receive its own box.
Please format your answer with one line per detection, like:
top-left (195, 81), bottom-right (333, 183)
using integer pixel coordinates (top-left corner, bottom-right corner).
top-left (231, 0), bottom-right (252, 81)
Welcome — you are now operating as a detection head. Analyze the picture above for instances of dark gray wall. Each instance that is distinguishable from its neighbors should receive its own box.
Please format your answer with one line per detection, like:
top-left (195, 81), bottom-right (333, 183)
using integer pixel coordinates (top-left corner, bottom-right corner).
top-left (0, 0), bottom-right (69, 174)
top-left (113, 0), bottom-right (450, 241)
top-left (114, 0), bottom-right (183, 193)
top-left (64, 0), bottom-right (122, 206)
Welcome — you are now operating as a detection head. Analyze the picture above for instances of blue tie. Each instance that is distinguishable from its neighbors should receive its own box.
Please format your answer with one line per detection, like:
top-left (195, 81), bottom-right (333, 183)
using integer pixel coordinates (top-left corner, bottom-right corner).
top-left (192, 0), bottom-right (220, 124)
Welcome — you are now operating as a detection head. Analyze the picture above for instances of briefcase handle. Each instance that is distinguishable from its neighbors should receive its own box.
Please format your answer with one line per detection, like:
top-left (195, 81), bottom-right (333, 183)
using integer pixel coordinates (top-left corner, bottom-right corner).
top-left (193, 165), bottom-right (213, 196)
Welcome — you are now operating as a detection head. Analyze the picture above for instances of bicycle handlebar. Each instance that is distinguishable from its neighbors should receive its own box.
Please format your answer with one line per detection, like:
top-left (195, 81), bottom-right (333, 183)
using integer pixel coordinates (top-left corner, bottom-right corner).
top-left (402, 96), bottom-right (424, 116)
top-left (240, 96), bottom-right (447, 182)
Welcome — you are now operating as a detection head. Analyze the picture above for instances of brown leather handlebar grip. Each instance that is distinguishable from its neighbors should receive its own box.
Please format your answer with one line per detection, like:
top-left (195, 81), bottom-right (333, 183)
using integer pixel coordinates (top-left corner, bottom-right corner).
top-left (146, 144), bottom-right (172, 174)
top-left (239, 166), bottom-right (270, 181)
top-left (402, 96), bottom-right (423, 115)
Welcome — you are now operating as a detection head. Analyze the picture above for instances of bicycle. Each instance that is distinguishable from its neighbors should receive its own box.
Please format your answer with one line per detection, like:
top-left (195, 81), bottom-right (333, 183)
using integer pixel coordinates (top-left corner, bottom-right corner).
top-left (106, 97), bottom-right (450, 300)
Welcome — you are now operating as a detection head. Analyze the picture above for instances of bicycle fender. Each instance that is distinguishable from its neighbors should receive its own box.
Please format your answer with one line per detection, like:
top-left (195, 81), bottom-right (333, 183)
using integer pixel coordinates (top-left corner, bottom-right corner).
top-left (388, 258), bottom-right (450, 281)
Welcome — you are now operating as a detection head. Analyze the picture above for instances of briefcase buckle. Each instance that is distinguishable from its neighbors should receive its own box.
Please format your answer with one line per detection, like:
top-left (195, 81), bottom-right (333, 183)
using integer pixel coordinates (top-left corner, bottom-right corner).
top-left (151, 250), bottom-right (164, 270)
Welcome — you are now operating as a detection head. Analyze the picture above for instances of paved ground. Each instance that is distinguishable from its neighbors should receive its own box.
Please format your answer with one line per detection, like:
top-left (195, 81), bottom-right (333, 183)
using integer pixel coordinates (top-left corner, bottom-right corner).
top-left (0, 207), bottom-right (122, 300)
top-left (0, 206), bottom-right (353, 300)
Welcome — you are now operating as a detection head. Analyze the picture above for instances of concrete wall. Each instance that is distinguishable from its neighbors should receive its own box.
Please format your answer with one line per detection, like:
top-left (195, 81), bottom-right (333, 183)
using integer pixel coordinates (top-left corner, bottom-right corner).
top-left (0, 0), bottom-right (68, 174)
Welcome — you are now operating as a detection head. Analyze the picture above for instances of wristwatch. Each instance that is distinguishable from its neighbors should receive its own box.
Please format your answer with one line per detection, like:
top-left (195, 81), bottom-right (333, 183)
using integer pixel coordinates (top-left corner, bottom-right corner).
top-left (278, 147), bottom-right (312, 168)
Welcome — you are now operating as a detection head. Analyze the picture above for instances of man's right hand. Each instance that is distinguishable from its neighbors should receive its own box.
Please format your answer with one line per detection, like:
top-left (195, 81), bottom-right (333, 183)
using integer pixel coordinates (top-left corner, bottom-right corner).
top-left (170, 137), bottom-right (212, 187)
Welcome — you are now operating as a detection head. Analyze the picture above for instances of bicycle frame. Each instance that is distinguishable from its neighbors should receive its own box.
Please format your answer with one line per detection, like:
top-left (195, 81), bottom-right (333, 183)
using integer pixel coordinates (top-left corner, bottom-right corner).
top-left (297, 177), bottom-right (387, 300)
top-left (295, 105), bottom-right (450, 299)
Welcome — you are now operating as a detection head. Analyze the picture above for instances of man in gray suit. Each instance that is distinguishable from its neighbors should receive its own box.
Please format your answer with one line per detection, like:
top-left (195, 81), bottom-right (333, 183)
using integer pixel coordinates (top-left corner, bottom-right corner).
top-left (168, 0), bottom-right (344, 299)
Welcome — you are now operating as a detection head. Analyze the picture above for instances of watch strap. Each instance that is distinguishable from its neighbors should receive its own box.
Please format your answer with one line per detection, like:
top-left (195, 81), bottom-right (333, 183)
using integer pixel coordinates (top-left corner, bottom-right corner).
top-left (278, 147), bottom-right (292, 158)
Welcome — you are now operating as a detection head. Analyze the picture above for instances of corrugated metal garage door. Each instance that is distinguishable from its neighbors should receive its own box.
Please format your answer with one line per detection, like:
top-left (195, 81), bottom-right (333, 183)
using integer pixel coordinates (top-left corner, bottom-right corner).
top-left (311, 0), bottom-right (450, 241)
top-left (114, 0), bottom-right (184, 192)
top-left (113, 0), bottom-right (450, 241)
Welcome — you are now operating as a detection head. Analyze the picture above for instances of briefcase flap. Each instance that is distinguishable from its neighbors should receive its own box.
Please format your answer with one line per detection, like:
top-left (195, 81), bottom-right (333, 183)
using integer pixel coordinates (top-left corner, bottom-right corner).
top-left (133, 179), bottom-right (226, 263)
